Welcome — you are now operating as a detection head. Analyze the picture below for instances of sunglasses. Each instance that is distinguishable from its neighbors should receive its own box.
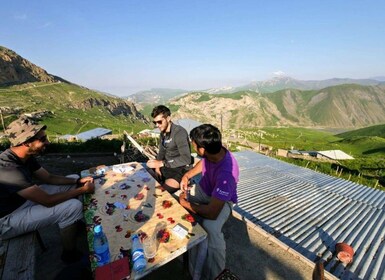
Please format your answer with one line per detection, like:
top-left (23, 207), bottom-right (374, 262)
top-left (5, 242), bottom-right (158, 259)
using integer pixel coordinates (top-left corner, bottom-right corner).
top-left (152, 119), bottom-right (164, 125)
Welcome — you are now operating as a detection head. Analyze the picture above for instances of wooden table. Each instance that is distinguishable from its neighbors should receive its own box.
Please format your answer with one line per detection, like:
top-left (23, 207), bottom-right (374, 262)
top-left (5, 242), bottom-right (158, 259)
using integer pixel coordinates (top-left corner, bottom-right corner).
top-left (82, 162), bottom-right (207, 279)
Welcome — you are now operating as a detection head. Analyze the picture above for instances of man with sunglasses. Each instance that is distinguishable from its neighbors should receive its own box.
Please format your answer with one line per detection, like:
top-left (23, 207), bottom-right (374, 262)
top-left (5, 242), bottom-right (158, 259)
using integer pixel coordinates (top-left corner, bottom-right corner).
top-left (146, 105), bottom-right (192, 193)
top-left (0, 116), bottom-right (95, 264)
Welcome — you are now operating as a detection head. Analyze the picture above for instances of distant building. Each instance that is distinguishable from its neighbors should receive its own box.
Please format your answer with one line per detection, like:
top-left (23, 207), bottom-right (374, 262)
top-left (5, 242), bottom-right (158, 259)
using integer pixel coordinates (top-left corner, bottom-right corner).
top-left (173, 119), bottom-right (202, 135)
top-left (59, 128), bottom-right (112, 142)
top-left (280, 149), bottom-right (350, 160)
top-left (277, 149), bottom-right (288, 157)
top-left (60, 134), bottom-right (77, 142)
top-left (288, 149), bottom-right (301, 155)
top-left (317, 150), bottom-right (354, 160)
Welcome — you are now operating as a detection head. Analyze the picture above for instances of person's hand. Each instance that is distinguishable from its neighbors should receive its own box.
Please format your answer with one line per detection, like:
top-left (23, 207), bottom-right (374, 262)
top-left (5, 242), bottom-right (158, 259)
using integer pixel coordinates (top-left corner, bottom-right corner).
top-left (154, 168), bottom-right (162, 179)
top-left (180, 175), bottom-right (189, 191)
top-left (179, 191), bottom-right (188, 207)
top-left (79, 176), bottom-right (94, 184)
top-left (82, 181), bottom-right (95, 194)
top-left (147, 159), bottom-right (163, 169)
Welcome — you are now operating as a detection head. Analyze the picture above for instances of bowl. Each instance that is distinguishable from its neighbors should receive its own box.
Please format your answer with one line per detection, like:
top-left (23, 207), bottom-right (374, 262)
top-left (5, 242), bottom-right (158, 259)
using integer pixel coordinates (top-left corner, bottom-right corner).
top-left (335, 242), bottom-right (354, 264)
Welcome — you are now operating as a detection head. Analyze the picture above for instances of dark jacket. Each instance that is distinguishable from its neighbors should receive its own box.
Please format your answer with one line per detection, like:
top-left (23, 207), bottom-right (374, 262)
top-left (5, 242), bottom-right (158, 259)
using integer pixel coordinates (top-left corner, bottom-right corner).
top-left (156, 123), bottom-right (192, 168)
top-left (0, 149), bottom-right (41, 218)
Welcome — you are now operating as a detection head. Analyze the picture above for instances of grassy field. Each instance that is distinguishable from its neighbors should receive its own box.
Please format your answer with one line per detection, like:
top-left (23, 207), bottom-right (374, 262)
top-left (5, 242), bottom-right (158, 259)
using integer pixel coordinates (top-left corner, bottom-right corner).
top-left (237, 126), bottom-right (385, 157)
top-left (231, 126), bottom-right (385, 188)
top-left (337, 124), bottom-right (385, 138)
top-left (241, 127), bottom-right (341, 151)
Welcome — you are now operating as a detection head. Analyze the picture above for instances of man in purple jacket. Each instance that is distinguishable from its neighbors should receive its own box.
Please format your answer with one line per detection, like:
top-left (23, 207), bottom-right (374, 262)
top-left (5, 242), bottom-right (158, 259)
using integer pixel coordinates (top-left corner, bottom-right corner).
top-left (179, 124), bottom-right (239, 279)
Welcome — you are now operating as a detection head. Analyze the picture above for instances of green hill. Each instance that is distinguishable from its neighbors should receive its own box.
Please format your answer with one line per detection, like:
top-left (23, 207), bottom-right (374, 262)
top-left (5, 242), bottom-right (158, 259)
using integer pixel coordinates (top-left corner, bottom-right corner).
top-left (0, 82), bottom-right (148, 136)
top-left (334, 124), bottom-right (385, 157)
top-left (336, 124), bottom-right (385, 138)
top-left (169, 84), bottom-right (385, 129)
top-left (335, 136), bottom-right (385, 156)
top-left (0, 46), bottom-right (148, 136)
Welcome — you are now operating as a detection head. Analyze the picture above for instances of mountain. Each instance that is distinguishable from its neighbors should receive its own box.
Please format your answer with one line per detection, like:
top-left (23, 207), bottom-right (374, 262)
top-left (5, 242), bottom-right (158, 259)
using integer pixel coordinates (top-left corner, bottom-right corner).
top-left (128, 76), bottom-right (384, 105)
top-left (234, 76), bottom-right (309, 93)
top-left (204, 86), bottom-right (236, 94)
top-left (232, 76), bottom-right (381, 94)
top-left (0, 46), bottom-right (68, 86)
top-left (169, 84), bottom-right (385, 129)
top-left (3, 45), bottom-right (384, 132)
top-left (370, 76), bottom-right (385, 82)
top-left (337, 124), bottom-right (385, 138)
top-left (127, 88), bottom-right (187, 105)
top-left (0, 46), bottom-right (148, 135)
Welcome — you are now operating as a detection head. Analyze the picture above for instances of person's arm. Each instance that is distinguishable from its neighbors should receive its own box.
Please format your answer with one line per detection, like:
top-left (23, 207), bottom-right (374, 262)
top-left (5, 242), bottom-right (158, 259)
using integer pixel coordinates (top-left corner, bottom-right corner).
top-left (165, 130), bottom-right (191, 168)
top-left (156, 135), bottom-right (166, 161)
top-left (17, 182), bottom-right (95, 208)
top-left (148, 135), bottom-right (166, 171)
top-left (180, 159), bottom-right (202, 191)
top-left (34, 167), bottom-right (93, 186)
top-left (179, 192), bottom-right (225, 220)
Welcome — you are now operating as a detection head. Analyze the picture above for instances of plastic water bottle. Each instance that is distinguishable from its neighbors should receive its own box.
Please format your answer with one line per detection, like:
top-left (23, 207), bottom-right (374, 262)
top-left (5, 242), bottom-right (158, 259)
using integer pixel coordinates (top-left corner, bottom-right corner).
top-left (93, 225), bottom-right (111, 266)
top-left (131, 234), bottom-right (147, 272)
top-left (186, 182), bottom-right (195, 202)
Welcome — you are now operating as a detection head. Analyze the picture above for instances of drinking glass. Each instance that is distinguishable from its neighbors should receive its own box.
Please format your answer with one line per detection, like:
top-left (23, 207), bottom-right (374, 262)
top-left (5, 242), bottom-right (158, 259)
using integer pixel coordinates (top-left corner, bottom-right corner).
top-left (143, 235), bottom-right (157, 259)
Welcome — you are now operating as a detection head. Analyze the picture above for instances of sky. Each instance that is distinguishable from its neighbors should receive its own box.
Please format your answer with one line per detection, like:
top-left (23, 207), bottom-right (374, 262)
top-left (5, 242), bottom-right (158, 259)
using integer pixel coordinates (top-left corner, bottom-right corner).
top-left (1, 0), bottom-right (385, 96)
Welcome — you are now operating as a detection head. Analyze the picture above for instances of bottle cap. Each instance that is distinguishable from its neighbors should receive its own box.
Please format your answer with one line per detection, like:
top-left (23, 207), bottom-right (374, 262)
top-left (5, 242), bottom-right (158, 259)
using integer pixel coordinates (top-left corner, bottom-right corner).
top-left (94, 225), bottom-right (103, 234)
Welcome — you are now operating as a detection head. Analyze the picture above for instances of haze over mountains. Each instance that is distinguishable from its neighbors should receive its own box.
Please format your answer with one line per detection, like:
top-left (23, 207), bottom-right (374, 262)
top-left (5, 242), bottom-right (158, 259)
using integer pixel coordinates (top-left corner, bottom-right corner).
top-left (1, 45), bottom-right (385, 131)
top-left (128, 75), bottom-right (385, 104)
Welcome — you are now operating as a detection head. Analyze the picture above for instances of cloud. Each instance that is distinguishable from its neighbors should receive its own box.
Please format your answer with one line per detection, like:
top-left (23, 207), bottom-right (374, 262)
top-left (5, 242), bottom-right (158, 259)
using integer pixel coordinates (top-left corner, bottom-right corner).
top-left (14, 14), bottom-right (27, 20)
top-left (272, 71), bottom-right (286, 77)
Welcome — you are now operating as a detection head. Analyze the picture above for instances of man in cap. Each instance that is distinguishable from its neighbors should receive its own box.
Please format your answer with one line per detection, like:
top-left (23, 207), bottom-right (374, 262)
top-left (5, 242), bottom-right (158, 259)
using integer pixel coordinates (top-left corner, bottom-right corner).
top-left (146, 105), bottom-right (193, 193)
top-left (0, 116), bottom-right (95, 263)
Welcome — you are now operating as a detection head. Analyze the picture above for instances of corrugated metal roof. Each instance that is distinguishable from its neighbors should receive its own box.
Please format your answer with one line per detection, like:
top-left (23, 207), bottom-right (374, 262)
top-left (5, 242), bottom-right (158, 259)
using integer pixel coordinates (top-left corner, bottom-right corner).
top-left (173, 118), bottom-right (202, 135)
top-left (76, 128), bottom-right (112, 141)
top-left (318, 150), bottom-right (355, 160)
top-left (233, 150), bottom-right (385, 280)
top-left (59, 128), bottom-right (112, 141)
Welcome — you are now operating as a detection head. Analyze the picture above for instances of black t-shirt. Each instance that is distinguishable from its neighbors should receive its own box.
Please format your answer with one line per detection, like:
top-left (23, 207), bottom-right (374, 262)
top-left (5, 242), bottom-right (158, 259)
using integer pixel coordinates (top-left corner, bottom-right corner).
top-left (0, 149), bottom-right (41, 218)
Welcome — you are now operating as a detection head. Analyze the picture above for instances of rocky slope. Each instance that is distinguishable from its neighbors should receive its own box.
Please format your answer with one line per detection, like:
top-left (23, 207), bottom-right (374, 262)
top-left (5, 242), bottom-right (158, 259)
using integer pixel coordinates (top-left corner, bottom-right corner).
top-left (73, 97), bottom-right (144, 118)
top-left (0, 46), bottom-right (65, 86)
top-left (170, 84), bottom-right (385, 129)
